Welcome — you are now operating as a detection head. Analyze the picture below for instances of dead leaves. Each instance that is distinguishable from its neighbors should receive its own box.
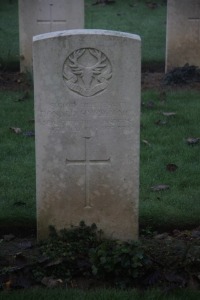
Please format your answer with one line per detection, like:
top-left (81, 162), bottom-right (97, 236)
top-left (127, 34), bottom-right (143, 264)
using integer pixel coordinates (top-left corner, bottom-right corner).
top-left (151, 184), bottom-right (170, 192)
top-left (9, 127), bottom-right (34, 137)
top-left (186, 137), bottom-right (200, 145)
top-left (142, 139), bottom-right (151, 146)
top-left (41, 277), bottom-right (63, 288)
top-left (162, 112), bottom-right (176, 117)
top-left (150, 163), bottom-right (178, 192)
top-left (154, 119), bottom-right (167, 126)
top-left (155, 111), bottom-right (176, 124)
top-left (9, 127), bottom-right (22, 134)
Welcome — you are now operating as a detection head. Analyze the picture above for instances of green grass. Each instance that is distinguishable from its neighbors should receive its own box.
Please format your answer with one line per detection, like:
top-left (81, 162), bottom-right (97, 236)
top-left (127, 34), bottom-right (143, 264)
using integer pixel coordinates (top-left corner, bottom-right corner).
top-left (140, 89), bottom-right (200, 231)
top-left (0, 288), bottom-right (199, 300)
top-left (0, 0), bottom-right (166, 70)
top-left (0, 91), bottom-right (35, 231)
top-left (0, 0), bottom-right (19, 70)
top-left (86, 0), bottom-right (166, 65)
top-left (0, 89), bottom-right (200, 233)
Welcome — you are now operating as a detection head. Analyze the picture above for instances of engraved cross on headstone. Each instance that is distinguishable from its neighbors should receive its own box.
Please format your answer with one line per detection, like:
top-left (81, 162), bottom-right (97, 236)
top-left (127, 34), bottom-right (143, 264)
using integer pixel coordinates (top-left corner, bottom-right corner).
top-left (188, 3), bottom-right (200, 40)
top-left (37, 3), bottom-right (66, 32)
top-left (66, 136), bottom-right (111, 209)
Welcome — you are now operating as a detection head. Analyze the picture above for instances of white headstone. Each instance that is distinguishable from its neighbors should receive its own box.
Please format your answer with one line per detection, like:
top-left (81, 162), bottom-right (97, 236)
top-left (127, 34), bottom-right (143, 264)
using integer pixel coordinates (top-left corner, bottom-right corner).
top-left (19, 0), bottom-right (84, 72)
top-left (33, 30), bottom-right (141, 241)
top-left (166, 0), bottom-right (200, 72)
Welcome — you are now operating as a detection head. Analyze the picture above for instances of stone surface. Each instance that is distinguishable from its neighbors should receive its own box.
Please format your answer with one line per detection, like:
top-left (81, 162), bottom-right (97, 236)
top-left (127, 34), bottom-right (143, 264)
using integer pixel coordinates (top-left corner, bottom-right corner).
top-left (33, 29), bottom-right (141, 241)
top-left (166, 0), bottom-right (200, 72)
top-left (18, 0), bottom-right (84, 72)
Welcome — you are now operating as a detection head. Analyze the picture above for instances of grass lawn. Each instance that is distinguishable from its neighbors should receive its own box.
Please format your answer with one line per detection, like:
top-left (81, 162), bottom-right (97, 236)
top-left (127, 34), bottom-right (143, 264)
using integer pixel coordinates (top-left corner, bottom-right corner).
top-left (85, 0), bottom-right (166, 66)
top-left (0, 0), bottom-right (199, 297)
top-left (0, 0), bottom-right (166, 70)
top-left (140, 89), bottom-right (200, 231)
top-left (0, 0), bottom-right (19, 71)
top-left (0, 288), bottom-right (200, 300)
top-left (0, 88), bottom-right (200, 233)
top-left (0, 90), bottom-right (35, 232)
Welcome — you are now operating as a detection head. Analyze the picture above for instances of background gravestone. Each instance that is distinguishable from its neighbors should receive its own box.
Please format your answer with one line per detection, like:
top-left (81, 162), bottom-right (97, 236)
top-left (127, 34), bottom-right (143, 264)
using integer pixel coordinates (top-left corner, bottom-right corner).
top-left (19, 0), bottom-right (84, 72)
top-left (33, 29), bottom-right (141, 241)
top-left (166, 0), bottom-right (200, 72)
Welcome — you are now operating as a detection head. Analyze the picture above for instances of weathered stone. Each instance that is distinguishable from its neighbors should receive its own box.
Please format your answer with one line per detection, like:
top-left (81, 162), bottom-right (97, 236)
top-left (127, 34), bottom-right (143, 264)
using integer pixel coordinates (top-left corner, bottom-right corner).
top-left (33, 29), bottom-right (141, 241)
top-left (166, 0), bottom-right (200, 72)
top-left (19, 0), bottom-right (84, 72)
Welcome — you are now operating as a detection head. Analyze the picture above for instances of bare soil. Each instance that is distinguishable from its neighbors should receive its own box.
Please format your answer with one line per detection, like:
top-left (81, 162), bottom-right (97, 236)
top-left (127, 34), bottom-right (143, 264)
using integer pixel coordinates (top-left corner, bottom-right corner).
top-left (2, 70), bottom-right (200, 92)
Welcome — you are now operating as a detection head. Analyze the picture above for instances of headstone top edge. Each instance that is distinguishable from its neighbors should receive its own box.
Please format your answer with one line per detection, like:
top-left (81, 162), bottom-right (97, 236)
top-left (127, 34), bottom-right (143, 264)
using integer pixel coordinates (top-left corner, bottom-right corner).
top-left (33, 29), bottom-right (141, 43)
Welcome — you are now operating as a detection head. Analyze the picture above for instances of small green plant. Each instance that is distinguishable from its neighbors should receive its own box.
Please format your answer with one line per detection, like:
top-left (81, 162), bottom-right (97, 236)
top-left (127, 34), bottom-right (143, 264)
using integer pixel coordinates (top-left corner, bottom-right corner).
top-left (32, 222), bottom-right (152, 288)
top-left (36, 222), bottom-right (103, 281)
top-left (1, 223), bottom-right (200, 291)
top-left (90, 239), bottom-right (150, 288)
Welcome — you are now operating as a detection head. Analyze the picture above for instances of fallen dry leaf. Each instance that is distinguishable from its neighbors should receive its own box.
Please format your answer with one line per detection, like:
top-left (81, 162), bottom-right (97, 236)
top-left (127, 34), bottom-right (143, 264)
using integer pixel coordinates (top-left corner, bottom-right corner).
top-left (151, 184), bottom-right (170, 191)
top-left (162, 112), bottom-right (176, 117)
top-left (155, 119), bottom-right (167, 126)
top-left (9, 127), bottom-right (22, 134)
top-left (186, 137), bottom-right (200, 145)
top-left (41, 276), bottom-right (63, 288)
top-left (166, 163), bottom-right (178, 172)
top-left (45, 258), bottom-right (63, 267)
top-left (142, 139), bottom-right (151, 146)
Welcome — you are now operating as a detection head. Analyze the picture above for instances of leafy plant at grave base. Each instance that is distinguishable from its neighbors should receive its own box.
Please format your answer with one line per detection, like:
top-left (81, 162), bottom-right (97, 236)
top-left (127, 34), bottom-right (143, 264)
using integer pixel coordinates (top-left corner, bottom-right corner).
top-left (38, 224), bottom-right (200, 289)
top-left (33, 221), bottom-right (102, 282)
top-left (90, 240), bottom-right (150, 288)
top-left (32, 221), bottom-right (151, 287)
top-left (1, 223), bottom-right (200, 290)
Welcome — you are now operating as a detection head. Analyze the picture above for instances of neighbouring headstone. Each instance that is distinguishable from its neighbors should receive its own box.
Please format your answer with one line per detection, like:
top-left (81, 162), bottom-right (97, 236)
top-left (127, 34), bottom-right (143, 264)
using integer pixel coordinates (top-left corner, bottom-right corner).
top-left (33, 29), bottom-right (141, 241)
top-left (166, 0), bottom-right (200, 72)
top-left (19, 0), bottom-right (84, 72)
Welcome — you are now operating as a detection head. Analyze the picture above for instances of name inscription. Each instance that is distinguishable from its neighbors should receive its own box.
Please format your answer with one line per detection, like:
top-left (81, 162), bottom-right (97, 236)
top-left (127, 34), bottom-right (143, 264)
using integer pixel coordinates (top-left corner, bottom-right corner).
top-left (36, 98), bottom-right (135, 132)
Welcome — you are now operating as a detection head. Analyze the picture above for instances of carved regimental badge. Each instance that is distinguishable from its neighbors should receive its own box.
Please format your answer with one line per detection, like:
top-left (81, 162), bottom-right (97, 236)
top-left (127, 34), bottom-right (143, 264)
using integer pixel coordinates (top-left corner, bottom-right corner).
top-left (63, 48), bottom-right (112, 97)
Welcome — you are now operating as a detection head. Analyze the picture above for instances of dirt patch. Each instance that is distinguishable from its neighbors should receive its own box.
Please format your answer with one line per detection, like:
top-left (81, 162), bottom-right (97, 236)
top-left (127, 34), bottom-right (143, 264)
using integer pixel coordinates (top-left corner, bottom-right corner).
top-left (0, 227), bottom-right (200, 291)
top-left (0, 72), bottom-right (32, 92)
top-left (2, 69), bottom-right (200, 92)
top-left (142, 71), bottom-right (200, 91)
top-left (142, 72), bottom-right (165, 90)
